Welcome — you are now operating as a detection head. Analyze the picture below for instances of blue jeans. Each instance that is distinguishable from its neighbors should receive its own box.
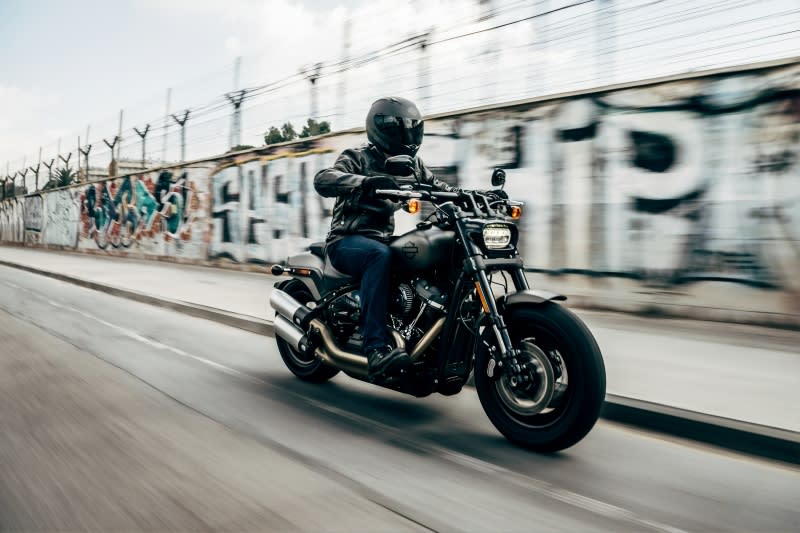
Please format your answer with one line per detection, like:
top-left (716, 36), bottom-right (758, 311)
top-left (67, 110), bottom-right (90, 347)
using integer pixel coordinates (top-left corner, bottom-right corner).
top-left (327, 235), bottom-right (391, 353)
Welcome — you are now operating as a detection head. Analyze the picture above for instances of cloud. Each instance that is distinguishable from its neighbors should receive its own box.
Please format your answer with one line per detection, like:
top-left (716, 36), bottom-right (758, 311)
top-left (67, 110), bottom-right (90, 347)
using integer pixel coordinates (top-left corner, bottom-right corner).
top-left (0, 85), bottom-right (63, 167)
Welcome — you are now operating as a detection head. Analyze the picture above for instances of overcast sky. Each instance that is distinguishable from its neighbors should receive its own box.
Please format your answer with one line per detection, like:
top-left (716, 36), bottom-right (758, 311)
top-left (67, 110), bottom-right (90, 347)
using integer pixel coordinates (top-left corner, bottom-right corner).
top-left (2, 0), bottom-right (798, 175)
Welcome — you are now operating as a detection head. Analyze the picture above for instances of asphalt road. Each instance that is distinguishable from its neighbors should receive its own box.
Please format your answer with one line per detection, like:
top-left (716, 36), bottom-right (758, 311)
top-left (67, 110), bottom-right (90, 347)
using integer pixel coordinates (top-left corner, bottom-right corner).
top-left (1, 265), bottom-right (798, 533)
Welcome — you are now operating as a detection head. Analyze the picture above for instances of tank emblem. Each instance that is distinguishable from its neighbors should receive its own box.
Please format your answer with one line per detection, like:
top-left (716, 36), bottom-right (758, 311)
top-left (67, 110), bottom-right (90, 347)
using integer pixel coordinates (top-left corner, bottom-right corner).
top-left (402, 242), bottom-right (419, 259)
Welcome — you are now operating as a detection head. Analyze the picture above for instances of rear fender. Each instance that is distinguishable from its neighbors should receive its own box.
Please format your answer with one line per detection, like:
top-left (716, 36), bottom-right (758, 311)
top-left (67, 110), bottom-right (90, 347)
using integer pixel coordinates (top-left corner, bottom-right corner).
top-left (285, 252), bottom-right (324, 299)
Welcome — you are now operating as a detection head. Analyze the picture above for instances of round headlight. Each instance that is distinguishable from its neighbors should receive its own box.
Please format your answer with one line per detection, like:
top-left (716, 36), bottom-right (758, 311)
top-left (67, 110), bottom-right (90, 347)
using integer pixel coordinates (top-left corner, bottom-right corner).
top-left (482, 223), bottom-right (511, 249)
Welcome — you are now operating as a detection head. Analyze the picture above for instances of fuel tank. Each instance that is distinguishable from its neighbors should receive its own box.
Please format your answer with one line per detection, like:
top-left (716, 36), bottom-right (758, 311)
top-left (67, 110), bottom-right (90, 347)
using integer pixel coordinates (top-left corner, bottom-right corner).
top-left (390, 226), bottom-right (455, 272)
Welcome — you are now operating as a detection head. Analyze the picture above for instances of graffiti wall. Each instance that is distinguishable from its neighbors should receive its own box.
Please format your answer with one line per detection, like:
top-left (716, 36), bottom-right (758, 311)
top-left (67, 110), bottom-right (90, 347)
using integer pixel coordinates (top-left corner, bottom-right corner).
top-left (0, 198), bottom-right (23, 243)
top-left (44, 189), bottom-right (80, 247)
top-left (1, 60), bottom-right (798, 322)
top-left (208, 148), bottom-right (337, 264)
top-left (72, 165), bottom-right (211, 258)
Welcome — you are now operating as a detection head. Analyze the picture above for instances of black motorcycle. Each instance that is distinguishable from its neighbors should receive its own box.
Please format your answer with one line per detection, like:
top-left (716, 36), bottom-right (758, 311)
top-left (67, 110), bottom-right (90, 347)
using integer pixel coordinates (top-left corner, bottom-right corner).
top-left (270, 155), bottom-right (606, 452)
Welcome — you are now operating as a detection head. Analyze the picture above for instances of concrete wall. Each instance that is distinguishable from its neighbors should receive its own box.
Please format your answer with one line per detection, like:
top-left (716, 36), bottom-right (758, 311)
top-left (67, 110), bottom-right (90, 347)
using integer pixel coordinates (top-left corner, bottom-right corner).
top-left (2, 61), bottom-right (799, 326)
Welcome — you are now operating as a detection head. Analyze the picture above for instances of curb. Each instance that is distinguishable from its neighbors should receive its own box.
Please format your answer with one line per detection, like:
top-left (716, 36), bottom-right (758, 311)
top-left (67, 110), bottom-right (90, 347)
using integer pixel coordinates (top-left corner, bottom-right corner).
top-left (0, 259), bottom-right (272, 336)
top-left (2, 259), bottom-right (797, 466)
top-left (602, 395), bottom-right (799, 466)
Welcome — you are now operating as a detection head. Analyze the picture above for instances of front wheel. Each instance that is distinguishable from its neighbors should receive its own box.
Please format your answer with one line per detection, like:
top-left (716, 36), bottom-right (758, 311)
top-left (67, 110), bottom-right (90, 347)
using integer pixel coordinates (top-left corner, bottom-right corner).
top-left (275, 279), bottom-right (339, 383)
top-left (475, 302), bottom-right (606, 452)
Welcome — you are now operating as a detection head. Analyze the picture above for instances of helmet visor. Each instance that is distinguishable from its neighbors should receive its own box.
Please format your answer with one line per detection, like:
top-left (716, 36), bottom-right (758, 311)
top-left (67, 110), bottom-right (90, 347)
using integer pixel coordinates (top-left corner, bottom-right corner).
top-left (375, 115), bottom-right (424, 146)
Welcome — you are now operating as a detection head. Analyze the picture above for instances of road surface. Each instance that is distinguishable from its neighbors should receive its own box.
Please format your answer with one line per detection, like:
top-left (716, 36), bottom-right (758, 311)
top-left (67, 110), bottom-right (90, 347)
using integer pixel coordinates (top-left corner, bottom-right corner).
top-left (1, 265), bottom-right (798, 532)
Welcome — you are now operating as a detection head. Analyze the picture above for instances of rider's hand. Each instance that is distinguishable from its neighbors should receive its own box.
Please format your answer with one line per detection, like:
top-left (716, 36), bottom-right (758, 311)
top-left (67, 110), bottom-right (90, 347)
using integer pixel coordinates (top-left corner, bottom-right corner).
top-left (362, 175), bottom-right (399, 196)
top-left (485, 188), bottom-right (508, 201)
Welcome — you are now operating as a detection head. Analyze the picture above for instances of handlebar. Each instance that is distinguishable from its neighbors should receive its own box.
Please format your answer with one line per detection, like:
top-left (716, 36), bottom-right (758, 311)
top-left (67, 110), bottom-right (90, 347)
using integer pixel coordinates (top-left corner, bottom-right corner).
top-left (373, 189), bottom-right (462, 201)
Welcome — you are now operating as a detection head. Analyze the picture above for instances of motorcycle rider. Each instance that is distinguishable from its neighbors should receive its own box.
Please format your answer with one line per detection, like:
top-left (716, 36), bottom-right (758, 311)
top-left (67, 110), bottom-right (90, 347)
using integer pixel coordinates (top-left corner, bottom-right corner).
top-left (314, 96), bottom-right (458, 383)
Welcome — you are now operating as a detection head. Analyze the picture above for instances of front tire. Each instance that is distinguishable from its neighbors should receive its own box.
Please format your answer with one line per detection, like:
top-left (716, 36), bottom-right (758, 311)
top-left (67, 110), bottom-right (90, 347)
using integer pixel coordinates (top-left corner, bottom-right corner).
top-left (275, 279), bottom-right (339, 383)
top-left (475, 302), bottom-right (605, 452)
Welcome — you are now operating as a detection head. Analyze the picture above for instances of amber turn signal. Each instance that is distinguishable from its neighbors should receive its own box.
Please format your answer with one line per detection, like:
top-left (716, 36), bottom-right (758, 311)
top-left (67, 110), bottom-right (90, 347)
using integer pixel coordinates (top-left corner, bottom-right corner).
top-left (509, 205), bottom-right (522, 220)
top-left (405, 199), bottom-right (421, 214)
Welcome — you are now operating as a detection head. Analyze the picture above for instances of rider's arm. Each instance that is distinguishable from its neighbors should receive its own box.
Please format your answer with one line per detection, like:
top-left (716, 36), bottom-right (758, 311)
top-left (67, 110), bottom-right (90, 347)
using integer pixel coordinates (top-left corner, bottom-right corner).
top-left (417, 156), bottom-right (460, 193)
top-left (314, 149), bottom-right (369, 198)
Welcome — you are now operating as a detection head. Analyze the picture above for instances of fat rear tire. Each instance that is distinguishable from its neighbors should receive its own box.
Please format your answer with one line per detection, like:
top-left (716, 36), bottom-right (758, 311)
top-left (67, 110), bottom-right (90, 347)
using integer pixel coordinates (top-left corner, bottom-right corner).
top-left (275, 279), bottom-right (339, 383)
top-left (475, 302), bottom-right (605, 452)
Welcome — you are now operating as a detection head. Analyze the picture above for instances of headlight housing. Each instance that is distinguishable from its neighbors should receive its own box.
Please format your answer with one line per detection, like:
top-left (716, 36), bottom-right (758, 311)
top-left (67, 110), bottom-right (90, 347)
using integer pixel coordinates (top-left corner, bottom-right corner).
top-left (482, 223), bottom-right (512, 249)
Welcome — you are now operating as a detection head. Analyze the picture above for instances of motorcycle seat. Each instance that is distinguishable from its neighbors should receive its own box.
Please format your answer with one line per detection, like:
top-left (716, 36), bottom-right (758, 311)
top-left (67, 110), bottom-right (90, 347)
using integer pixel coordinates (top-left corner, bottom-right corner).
top-left (309, 241), bottom-right (326, 258)
top-left (322, 255), bottom-right (356, 294)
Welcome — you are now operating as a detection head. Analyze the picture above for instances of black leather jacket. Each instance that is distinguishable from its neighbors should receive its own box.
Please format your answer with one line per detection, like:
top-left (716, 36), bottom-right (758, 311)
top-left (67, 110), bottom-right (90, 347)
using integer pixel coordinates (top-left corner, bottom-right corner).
top-left (314, 144), bottom-right (456, 245)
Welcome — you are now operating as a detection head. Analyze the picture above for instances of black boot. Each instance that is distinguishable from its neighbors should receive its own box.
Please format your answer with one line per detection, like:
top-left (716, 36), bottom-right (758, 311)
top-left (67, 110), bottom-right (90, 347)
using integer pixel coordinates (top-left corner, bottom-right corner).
top-left (366, 345), bottom-right (411, 383)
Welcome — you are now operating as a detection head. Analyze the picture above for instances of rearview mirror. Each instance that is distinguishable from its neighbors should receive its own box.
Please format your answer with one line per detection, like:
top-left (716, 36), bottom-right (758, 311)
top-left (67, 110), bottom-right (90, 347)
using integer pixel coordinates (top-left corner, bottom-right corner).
top-left (491, 168), bottom-right (506, 188)
top-left (385, 155), bottom-right (416, 177)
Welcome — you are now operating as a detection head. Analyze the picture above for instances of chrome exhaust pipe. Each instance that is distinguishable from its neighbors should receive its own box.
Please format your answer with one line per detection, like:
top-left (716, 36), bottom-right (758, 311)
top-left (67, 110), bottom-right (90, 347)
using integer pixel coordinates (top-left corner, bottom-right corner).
top-left (309, 318), bottom-right (406, 379)
top-left (409, 316), bottom-right (446, 360)
top-left (274, 314), bottom-right (309, 352)
top-left (270, 288), bottom-right (312, 326)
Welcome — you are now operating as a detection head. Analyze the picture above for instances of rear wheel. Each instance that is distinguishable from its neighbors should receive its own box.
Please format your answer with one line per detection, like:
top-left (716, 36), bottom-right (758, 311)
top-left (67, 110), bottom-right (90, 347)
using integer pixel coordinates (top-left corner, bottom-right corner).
top-left (275, 279), bottom-right (339, 383)
top-left (475, 302), bottom-right (605, 452)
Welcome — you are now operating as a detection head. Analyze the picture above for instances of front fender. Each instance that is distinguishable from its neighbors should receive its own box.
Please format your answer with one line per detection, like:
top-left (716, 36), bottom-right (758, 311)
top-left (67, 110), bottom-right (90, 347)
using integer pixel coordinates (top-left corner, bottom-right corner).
top-left (495, 289), bottom-right (566, 313)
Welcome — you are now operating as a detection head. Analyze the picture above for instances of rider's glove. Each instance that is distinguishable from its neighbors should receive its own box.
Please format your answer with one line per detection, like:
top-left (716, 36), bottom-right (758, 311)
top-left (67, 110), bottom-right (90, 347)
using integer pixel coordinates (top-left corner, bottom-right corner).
top-left (485, 188), bottom-right (508, 201)
top-left (362, 175), bottom-right (400, 197)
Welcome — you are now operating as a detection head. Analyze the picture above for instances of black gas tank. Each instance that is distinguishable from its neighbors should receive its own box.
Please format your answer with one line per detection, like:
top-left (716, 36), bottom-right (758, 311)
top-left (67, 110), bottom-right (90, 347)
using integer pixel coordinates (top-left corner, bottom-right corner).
top-left (390, 227), bottom-right (455, 272)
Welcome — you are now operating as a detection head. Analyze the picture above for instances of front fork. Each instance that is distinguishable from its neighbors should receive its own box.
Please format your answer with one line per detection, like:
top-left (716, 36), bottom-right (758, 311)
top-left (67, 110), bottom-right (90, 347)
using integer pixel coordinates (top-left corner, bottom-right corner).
top-left (471, 263), bottom-right (529, 383)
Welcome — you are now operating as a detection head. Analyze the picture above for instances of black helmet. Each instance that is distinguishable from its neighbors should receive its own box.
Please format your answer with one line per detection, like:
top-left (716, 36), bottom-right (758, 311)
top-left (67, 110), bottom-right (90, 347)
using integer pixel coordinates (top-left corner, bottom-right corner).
top-left (366, 97), bottom-right (424, 157)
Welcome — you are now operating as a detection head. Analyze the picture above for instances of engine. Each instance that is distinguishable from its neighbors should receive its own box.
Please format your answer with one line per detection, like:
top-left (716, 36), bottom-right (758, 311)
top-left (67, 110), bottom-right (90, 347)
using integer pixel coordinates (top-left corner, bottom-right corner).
top-left (327, 279), bottom-right (447, 349)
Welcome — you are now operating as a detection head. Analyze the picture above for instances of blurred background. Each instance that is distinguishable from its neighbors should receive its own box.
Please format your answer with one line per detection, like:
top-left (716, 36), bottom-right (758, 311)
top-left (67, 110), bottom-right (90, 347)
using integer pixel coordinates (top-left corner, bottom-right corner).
top-left (2, 0), bottom-right (798, 180)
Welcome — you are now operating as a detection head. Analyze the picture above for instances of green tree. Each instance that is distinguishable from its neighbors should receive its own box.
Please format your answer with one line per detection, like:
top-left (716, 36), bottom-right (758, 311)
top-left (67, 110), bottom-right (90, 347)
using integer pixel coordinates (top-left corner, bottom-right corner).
top-left (281, 122), bottom-right (297, 142)
top-left (228, 144), bottom-right (255, 153)
top-left (43, 167), bottom-right (77, 190)
top-left (264, 122), bottom-right (299, 145)
top-left (265, 126), bottom-right (284, 145)
top-left (299, 118), bottom-right (331, 138)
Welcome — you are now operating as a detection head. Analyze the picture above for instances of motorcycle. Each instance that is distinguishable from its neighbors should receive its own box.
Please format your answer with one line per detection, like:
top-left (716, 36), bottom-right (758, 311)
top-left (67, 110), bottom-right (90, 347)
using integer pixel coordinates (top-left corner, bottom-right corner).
top-left (269, 155), bottom-right (606, 452)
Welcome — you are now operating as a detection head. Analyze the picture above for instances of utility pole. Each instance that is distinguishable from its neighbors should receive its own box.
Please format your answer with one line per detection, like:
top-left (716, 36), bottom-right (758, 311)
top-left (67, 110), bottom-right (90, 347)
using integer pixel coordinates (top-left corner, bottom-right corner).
top-left (530, 0), bottom-right (550, 95)
top-left (103, 136), bottom-right (119, 177)
top-left (479, 0), bottom-right (499, 104)
top-left (417, 28), bottom-right (433, 108)
top-left (337, 15), bottom-right (351, 129)
top-left (226, 56), bottom-right (246, 149)
top-left (596, 0), bottom-right (616, 86)
top-left (163, 87), bottom-right (172, 161)
top-left (134, 124), bottom-right (150, 169)
top-left (302, 63), bottom-right (323, 134)
top-left (171, 110), bottom-right (190, 162)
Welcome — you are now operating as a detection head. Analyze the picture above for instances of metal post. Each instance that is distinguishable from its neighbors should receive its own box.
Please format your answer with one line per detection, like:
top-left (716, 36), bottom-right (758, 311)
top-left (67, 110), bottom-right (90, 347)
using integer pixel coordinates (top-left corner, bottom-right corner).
top-left (171, 110), bottom-right (190, 162)
top-left (43, 158), bottom-right (55, 186)
top-left (79, 142), bottom-right (92, 183)
top-left (103, 136), bottom-right (119, 176)
top-left (117, 109), bottom-right (124, 163)
top-left (29, 147), bottom-right (41, 191)
top-left (134, 124), bottom-right (150, 169)
top-left (163, 87), bottom-right (172, 161)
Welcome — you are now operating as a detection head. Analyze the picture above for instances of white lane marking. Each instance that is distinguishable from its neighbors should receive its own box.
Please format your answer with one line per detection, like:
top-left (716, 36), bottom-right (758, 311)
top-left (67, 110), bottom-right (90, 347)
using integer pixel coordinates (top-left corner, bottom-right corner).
top-left (1, 279), bottom-right (263, 386)
top-left (1, 278), bottom-right (687, 533)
